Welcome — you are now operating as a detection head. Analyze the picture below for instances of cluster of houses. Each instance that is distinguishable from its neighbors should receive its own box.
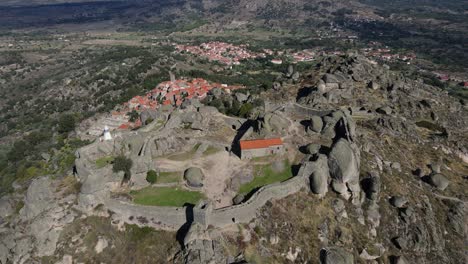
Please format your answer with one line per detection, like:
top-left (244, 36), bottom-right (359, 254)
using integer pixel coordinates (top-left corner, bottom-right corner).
top-left (270, 49), bottom-right (316, 65)
top-left (433, 73), bottom-right (468, 87)
top-left (113, 78), bottom-right (243, 130)
top-left (175, 41), bottom-right (266, 65)
top-left (361, 47), bottom-right (416, 63)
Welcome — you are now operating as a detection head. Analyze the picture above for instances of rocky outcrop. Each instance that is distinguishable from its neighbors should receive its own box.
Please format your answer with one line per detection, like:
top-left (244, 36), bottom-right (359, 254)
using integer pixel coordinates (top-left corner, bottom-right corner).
top-left (1, 177), bottom-right (77, 262)
top-left (320, 247), bottom-right (354, 264)
top-left (179, 223), bottom-right (229, 264)
top-left (20, 177), bottom-right (55, 220)
top-left (0, 196), bottom-right (13, 220)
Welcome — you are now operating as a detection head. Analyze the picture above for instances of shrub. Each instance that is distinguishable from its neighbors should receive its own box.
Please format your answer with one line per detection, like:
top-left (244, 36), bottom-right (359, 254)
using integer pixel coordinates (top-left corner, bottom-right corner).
top-left (146, 170), bottom-right (157, 184)
top-left (145, 117), bottom-right (154, 125)
top-left (127, 110), bottom-right (140, 122)
top-left (7, 140), bottom-right (29, 163)
top-left (58, 114), bottom-right (76, 134)
top-left (238, 103), bottom-right (253, 118)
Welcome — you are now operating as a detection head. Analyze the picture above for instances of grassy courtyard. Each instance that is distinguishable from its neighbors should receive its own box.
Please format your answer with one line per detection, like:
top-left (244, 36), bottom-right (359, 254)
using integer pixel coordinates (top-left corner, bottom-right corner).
top-left (238, 160), bottom-right (293, 195)
top-left (130, 187), bottom-right (204, 207)
top-left (156, 172), bottom-right (182, 183)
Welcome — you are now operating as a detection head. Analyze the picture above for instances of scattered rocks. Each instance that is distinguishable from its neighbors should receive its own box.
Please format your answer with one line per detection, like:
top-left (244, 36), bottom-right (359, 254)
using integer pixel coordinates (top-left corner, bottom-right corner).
top-left (359, 244), bottom-right (385, 260)
top-left (446, 200), bottom-right (465, 233)
top-left (184, 167), bottom-right (205, 188)
top-left (321, 247), bottom-right (354, 264)
top-left (331, 198), bottom-right (348, 221)
top-left (182, 224), bottom-right (227, 264)
top-left (0, 196), bottom-right (13, 219)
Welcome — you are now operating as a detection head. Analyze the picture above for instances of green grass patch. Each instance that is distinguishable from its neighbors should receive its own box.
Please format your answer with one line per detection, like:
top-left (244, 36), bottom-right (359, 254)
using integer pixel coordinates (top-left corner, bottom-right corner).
top-left (238, 160), bottom-right (293, 195)
top-left (95, 156), bottom-right (114, 169)
top-left (156, 172), bottom-right (181, 183)
top-left (130, 187), bottom-right (204, 207)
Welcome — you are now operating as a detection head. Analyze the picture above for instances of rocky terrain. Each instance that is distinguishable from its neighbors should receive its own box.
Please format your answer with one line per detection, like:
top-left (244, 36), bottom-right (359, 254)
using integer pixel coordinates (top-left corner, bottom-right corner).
top-left (0, 54), bottom-right (466, 264)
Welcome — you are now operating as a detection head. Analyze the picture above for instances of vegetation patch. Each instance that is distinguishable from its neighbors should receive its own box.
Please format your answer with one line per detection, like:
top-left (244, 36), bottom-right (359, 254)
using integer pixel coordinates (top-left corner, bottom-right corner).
top-left (156, 172), bottom-right (182, 184)
top-left (239, 160), bottom-right (293, 195)
top-left (95, 156), bottom-right (114, 169)
top-left (49, 216), bottom-right (178, 264)
top-left (130, 187), bottom-right (204, 207)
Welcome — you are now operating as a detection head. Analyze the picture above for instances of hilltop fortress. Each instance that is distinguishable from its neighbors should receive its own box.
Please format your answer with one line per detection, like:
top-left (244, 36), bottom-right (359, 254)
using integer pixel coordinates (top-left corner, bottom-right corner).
top-left (74, 96), bottom-right (362, 255)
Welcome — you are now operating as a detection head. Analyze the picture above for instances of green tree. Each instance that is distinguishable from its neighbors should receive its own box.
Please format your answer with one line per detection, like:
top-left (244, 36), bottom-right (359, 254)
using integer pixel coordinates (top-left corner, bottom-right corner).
top-left (146, 170), bottom-right (158, 184)
top-left (7, 140), bottom-right (29, 163)
top-left (127, 110), bottom-right (140, 122)
top-left (238, 103), bottom-right (253, 118)
top-left (58, 114), bottom-right (76, 134)
top-left (113, 156), bottom-right (133, 182)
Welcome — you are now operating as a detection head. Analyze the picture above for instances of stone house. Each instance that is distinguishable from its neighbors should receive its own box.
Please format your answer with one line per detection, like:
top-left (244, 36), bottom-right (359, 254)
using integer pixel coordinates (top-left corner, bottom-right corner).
top-left (239, 138), bottom-right (284, 160)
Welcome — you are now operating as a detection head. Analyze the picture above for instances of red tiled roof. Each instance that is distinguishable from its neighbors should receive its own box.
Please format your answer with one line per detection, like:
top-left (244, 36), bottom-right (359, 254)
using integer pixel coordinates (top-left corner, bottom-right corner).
top-left (240, 138), bottom-right (283, 150)
top-left (118, 123), bottom-right (130, 129)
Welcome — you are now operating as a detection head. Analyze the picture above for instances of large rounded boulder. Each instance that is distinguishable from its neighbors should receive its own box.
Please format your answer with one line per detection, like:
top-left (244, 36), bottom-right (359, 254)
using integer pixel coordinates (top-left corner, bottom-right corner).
top-left (310, 154), bottom-right (330, 196)
top-left (429, 173), bottom-right (449, 191)
top-left (328, 139), bottom-right (360, 196)
top-left (184, 167), bottom-right (205, 188)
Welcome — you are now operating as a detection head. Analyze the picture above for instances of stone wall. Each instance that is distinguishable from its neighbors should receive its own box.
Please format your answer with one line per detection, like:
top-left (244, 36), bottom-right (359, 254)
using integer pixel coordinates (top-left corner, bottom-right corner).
top-left (100, 174), bottom-right (307, 231)
top-left (208, 174), bottom-right (307, 227)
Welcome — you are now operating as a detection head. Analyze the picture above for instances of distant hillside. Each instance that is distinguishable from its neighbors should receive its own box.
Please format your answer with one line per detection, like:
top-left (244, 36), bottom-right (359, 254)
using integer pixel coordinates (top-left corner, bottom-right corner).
top-left (0, 0), bottom-right (125, 6)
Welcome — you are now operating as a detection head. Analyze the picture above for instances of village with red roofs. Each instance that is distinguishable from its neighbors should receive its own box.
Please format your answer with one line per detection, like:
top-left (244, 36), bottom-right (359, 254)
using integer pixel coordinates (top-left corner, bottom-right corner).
top-left (113, 76), bottom-right (244, 130)
top-left (175, 41), bottom-right (265, 65)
